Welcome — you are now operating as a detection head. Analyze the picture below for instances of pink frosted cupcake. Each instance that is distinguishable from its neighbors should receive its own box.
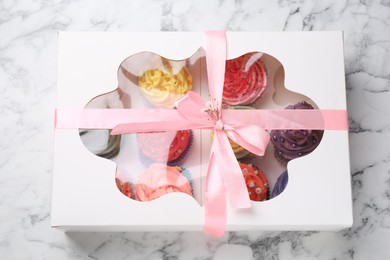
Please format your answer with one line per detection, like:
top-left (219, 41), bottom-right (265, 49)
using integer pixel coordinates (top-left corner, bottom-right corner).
top-left (223, 52), bottom-right (267, 105)
top-left (137, 130), bottom-right (192, 164)
top-left (135, 163), bottom-right (193, 202)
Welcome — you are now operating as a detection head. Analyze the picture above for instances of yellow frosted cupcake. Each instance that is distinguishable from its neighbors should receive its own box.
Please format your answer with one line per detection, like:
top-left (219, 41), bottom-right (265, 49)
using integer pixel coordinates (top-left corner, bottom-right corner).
top-left (229, 138), bottom-right (251, 159)
top-left (229, 106), bottom-right (254, 158)
top-left (138, 59), bottom-right (192, 108)
top-left (210, 132), bottom-right (250, 159)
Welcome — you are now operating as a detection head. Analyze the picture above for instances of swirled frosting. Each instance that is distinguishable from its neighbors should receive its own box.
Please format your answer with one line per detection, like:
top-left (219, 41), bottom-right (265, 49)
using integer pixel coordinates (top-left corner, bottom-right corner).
top-left (138, 59), bottom-right (192, 108)
top-left (270, 101), bottom-right (324, 163)
top-left (223, 52), bottom-right (267, 105)
top-left (271, 170), bottom-right (288, 198)
top-left (138, 130), bottom-right (191, 163)
top-left (229, 140), bottom-right (250, 159)
top-left (135, 163), bottom-right (192, 202)
top-left (240, 163), bottom-right (268, 201)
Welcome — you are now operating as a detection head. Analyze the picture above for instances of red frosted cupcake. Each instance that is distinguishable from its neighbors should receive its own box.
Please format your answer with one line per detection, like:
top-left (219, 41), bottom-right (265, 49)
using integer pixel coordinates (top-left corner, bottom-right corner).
top-left (135, 163), bottom-right (193, 202)
top-left (137, 130), bottom-right (192, 164)
top-left (115, 178), bottom-right (133, 199)
top-left (239, 163), bottom-right (269, 201)
top-left (223, 52), bottom-right (267, 105)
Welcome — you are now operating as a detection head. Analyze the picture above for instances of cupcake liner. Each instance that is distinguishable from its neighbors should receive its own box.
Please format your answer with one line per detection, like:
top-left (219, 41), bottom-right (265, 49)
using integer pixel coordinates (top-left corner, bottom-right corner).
top-left (80, 129), bottom-right (122, 159)
top-left (96, 133), bottom-right (121, 159)
top-left (180, 167), bottom-right (192, 183)
top-left (181, 169), bottom-right (194, 197)
top-left (234, 149), bottom-right (252, 159)
top-left (271, 170), bottom-right (289, 198)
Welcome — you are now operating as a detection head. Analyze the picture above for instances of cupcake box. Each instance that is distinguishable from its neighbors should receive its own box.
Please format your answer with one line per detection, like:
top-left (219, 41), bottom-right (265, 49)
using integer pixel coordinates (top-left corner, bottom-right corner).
top-left (52, 32), bottom-right (352, 232)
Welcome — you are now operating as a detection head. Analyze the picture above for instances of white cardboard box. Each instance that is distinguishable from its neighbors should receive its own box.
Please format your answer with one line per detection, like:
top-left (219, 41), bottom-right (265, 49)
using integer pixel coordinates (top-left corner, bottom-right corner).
top-left (52, 32), bottom-right (352, 231)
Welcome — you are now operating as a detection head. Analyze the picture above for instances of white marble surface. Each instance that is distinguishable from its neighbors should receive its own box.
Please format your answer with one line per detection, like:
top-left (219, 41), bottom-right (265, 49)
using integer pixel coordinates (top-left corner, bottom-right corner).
top-left (1, 0), bottom-right (389, 259)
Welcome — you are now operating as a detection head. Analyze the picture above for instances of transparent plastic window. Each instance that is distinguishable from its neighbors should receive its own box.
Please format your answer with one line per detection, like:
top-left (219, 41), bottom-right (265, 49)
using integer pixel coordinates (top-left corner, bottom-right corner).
top-left (79, 50), bottom-right (324, 206)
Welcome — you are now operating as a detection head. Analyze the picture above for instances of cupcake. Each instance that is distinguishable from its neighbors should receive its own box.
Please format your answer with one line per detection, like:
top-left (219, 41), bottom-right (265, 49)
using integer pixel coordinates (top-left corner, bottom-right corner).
top-left (138, 59), bottom-right (192, 108)
top-left (239, 163), bottom-right (269, 201)
top-left (137, 130), bottom-right (192, 164)
top-left (271, 170), bottom-right (288, 198)
top-left (270, 101), bottom-right (324, 163)
top-left (115, 178), bottom-right (133, 199)
top-left (223, 52), bottom-right (267, 106)
top-left (230, 140), bottom-right (251, 159)
top-left (227, 106), bottom-right (254, 159)
top-left (210, 130), bottom-right (250, 159)
top-left (135, 163), bottom-right (193, 202)
top-left (79, 130), bottom-right (121, 159)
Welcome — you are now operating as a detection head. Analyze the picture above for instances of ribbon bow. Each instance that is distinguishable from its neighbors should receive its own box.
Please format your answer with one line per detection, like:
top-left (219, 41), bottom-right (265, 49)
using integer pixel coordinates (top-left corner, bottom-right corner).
top-left (112, 31), bottom-right (270, 236)
top-left (175, 90), bottom-right (270, 236)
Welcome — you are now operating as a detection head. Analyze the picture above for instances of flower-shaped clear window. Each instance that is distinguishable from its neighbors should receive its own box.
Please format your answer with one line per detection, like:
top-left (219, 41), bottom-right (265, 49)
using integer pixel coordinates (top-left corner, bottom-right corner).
top-left (79, 49), bottom-right (324, 204)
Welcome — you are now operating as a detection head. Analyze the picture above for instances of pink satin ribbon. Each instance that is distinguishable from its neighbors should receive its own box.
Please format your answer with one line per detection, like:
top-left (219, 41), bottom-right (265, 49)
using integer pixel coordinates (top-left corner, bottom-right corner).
top-left (56, 108), bottom-right (348, 131)
top-left (54, 31), bottom-right (349, 237)
top-left (203, 31), bottom-right (251, 236)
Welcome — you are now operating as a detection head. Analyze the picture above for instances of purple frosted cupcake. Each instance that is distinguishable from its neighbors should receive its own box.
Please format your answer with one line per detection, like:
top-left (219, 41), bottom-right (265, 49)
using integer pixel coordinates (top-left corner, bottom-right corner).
top-left (270, 101), bottom-right (324, 164)
top-left (271, 170), bottom-right (288, 198)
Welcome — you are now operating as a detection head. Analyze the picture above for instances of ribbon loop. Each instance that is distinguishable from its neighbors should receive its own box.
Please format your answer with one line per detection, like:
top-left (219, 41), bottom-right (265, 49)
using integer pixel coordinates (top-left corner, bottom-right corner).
top-left (175, 91), bottom-right (209, 122)
top-left (225, 125), bottom-right (270, 156)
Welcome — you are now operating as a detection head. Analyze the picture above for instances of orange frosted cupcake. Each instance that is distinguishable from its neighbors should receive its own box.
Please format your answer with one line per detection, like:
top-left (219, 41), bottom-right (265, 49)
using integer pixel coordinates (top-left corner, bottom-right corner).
top-left (115, 178), bottom-right (133, 199)
top-left (135, 163), bottom-right (192, 202)
top-left (239, 163), bottom-right (269, 201)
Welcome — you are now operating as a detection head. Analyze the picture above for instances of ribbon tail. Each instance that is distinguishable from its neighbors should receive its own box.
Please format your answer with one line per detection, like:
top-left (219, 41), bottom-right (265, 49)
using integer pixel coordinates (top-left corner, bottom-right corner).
top-left (214, 130), bottom-right (251, 209)
top-left (203, 148), bottom-right (227, 237)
